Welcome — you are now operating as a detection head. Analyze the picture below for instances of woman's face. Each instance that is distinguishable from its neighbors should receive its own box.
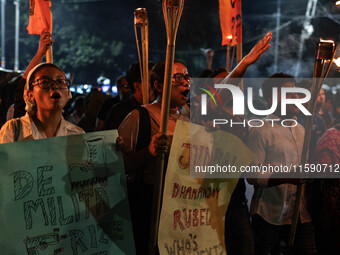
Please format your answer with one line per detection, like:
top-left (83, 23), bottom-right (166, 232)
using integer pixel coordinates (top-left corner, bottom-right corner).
top-left (317, 88), bottom-right (325, 108)
top-left (27, 66), bottom-right (69, 114)
top-left (170, 62), bottom-right (190, 108)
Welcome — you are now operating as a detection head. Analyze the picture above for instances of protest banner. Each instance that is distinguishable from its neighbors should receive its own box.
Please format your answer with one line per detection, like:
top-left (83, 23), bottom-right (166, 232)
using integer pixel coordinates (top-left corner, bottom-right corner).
top-left (27, 0), bottom-right (53, 63)
top-left (219, 0), bottom-right (242, 46)
top-left (27, 0), bottom-right (52, 35)
top-left (158, 120), bottom-right (253, 255)
top-left (219, 0), bottom-right (242, 83)
top-left (0, 130), bottom-right (135, 255)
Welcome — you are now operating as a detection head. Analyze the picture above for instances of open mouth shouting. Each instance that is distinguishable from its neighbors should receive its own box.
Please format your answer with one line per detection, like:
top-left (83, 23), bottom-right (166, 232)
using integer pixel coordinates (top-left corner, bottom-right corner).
top-left (51, 92), bottom-right (61, 100)
top-left (181, 89), bottom-right (189, 101)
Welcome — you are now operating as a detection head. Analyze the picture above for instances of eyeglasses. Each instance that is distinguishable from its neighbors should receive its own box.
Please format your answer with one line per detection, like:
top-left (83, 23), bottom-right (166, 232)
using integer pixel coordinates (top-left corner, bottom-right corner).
top-left (172, 73), bottom-right (191, 84)
top-left (32, 78), bottom-right (71, 89)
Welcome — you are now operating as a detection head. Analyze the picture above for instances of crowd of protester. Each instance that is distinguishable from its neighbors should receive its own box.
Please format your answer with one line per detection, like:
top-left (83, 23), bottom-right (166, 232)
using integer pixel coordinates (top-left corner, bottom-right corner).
top-left (0, 31), bottom-right (339, 255)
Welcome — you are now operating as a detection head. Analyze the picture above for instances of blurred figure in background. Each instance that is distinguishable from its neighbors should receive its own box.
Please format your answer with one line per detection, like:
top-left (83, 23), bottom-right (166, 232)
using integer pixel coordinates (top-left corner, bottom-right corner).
top-left (323, 89), bottom-right (334, 127)
top-left (103, 61), bottom-right (154, 130)
top-left (67, 96), bottom-right (85, 125)
top-left (95, 75), bottom-right (130, 131)
top-left (77, 86), bottom-right (108, 132)
top-left (308, 123), bottom-right (340, 255)
top-left (248, 74), bottom-right (318, 255)
top-left (316, 88), bottom-right (332, 128)
top-left (329, 92), bottom-right (340, 127)
top-left (297, 79), bottom-right (326, 160)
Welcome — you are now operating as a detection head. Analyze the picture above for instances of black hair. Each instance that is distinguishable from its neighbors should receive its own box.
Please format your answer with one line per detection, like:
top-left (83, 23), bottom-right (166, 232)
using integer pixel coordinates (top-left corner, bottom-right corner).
top-left (150, 61), bottom-right (165, 91)
top-left (125, 61), bottom-right (155, 93)
top-left (150, 60), bottom-right (187, 97)
top-left (261, 72), bottom-right (296, 102)
top-left (333, 92), bottom-right (340, 121)
top-left (116, 75), bottom-right (127, 88)
top-left (74, 96), bottom-right (85, 107)
top-left (210, 67), bottom-right (228, 78)
top-left (198, 69), bottom-right (213, 78)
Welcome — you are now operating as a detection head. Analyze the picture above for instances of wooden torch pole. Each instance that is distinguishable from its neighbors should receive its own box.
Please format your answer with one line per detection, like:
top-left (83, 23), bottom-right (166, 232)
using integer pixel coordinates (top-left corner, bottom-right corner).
top-left (149, 0), bottom-right (184, 254)
top-left (288, 40), bottom-right (337, 246)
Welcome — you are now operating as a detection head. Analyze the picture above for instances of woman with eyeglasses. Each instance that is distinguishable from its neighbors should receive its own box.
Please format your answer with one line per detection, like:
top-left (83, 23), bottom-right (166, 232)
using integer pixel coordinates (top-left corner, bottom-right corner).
top-left (0, 62), bottom-right (84, 143)
top-left (117, 60), bottom-right (190, 254)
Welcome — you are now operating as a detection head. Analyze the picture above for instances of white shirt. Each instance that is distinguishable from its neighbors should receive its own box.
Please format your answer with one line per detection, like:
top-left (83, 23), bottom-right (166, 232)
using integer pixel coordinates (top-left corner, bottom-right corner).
top-left (247, 115), bottom-right (311, 225)
top-left (0, 113), bottom-right (84, 144)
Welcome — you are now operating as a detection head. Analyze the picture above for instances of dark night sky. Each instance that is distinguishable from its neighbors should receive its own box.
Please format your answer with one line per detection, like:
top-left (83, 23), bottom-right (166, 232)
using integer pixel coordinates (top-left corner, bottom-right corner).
top-left (1, 0), bottom-right (340, 83)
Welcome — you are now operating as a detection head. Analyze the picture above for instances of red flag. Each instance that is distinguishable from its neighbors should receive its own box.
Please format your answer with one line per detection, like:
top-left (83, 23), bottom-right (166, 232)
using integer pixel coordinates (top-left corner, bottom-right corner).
top-left (27, 0), bottom-right (52, 35)
top-left (219, 0), bottom-right (242, 46)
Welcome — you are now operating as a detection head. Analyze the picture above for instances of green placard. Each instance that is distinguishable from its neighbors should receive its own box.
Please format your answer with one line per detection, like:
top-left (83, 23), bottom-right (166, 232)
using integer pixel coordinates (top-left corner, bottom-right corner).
top-left (0, 130), bottom-right (135, 255)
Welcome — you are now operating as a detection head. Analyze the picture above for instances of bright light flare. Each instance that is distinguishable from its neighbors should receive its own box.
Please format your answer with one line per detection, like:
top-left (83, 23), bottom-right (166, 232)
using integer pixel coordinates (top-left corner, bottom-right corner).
top-left (334, 57), bottom-right (340, 67)
top-left (320, 38), bottom-right (335, 43)
top-left (336, 1), bottom-right (340, 6)
top-left (227, 35), bottom-right (233, 40)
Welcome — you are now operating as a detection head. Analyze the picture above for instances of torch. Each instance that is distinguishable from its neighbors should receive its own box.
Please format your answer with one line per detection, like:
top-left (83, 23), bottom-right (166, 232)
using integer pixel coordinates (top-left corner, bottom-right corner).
top-left (206, 49), bottom-right (214, 71)
top-left (201, 48), bottom-right (214, 70)
top-left (46, 47), bottom-right (53, 63)
top-left (289, 39), bottom-right (337, 246)
top-left (134, 8), bottom-right (149, 104)
top-left (46, 38), bottom-right (53, 63)
top-left (149, 0), bottom-right (184, 253)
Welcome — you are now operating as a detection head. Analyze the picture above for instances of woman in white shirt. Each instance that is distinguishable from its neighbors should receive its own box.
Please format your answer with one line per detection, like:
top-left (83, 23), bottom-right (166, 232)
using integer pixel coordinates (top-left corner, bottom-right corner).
top-left (0, 63), bottom-right (84, 143)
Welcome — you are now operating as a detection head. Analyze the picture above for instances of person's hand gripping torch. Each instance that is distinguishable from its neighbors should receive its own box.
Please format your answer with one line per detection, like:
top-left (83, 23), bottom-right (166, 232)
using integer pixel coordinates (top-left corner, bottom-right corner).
top-left (289, 39), bottom-right (337, 246)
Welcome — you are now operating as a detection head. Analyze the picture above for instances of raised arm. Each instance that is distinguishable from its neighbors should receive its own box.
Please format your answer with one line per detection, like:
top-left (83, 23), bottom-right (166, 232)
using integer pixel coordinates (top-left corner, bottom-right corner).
top-left (223, 32), bottom-right (272, 82)
top-left (22, 32), bottom-right (54, 79)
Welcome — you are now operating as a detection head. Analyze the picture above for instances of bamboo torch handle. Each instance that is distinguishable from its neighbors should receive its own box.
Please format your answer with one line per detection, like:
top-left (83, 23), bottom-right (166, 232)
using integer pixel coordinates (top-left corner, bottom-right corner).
top-left (46, 46), bottom-right (53, 63)
top-left (289, 40), bottom-right (337, 247)
top-left (149, 1), bottom-right (184, 254)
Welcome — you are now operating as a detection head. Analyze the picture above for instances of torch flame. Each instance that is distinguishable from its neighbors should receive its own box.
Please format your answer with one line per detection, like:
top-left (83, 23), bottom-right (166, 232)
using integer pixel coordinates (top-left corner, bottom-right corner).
top-left (334, 57), bottom-right (340, 67)
top-left (336, 1), bottom-right (340, 6)
top-left (320, 38), bottom-right (335, 43)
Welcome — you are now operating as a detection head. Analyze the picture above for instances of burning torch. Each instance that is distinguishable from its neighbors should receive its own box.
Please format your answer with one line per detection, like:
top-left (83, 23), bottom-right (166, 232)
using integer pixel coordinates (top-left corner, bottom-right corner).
top-left (134, 8), bottom-right (149, 105)
top-left (289, 39), bottom-right (337, 246)
top-left (149, 0), bottom-right (184, 253)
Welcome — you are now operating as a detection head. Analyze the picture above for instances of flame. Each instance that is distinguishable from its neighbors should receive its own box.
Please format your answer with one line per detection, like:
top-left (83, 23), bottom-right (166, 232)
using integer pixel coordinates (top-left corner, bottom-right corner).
top-left (320, 38), bottom-right (335, 43)
top-left (334, 57), bottom-right (340, 67)
top-left (336, 1), bottom-right (340, 6)
top-left (227, 35), bottom-right (233, 40)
